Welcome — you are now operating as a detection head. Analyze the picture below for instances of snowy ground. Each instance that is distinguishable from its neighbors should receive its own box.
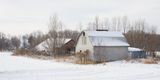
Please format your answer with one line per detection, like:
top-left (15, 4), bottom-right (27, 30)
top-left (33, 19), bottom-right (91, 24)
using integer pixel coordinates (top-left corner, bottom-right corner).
top-left (0, 52), bottom-right (160, 80)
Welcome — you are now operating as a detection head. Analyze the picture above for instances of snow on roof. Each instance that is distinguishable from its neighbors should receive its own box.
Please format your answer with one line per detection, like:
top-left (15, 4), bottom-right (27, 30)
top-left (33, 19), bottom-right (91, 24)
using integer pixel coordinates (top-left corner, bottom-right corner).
top-left (89, 37), bottom-right (129, 46)
top-left (64, 39), bottom-right (71, 44)
top-left (84, 31), bottom-right (129, 46)
top-left (128, 47), bottom-right (143, 51)
top-left (35, 39), bottom-right (50, 51)
top-left (35, 38), bottom-right (72, 51)
top-left (85, 31), bottom-right (124, 37)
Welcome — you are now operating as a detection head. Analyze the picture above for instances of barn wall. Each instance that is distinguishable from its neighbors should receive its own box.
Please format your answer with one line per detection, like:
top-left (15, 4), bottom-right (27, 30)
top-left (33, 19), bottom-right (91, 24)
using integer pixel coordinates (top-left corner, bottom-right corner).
top-left (93, 46), bottom-right (128, 62)
top-left (75, 33), bottom-right (94, 58)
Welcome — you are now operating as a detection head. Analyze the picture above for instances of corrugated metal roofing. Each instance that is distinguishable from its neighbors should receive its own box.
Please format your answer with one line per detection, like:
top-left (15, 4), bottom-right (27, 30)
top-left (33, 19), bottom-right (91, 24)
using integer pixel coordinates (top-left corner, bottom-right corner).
top-left (85, 31), bottom-right (129, 46)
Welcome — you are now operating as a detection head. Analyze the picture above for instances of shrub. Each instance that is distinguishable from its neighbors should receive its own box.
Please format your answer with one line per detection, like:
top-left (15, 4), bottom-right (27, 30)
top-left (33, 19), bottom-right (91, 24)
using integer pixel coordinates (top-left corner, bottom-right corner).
top-left (13, 48), bottom-right (50, 56)
top-left (74, 50), bottom-right (95, 64)
top-left (13, 48), bottom-right (31, 56)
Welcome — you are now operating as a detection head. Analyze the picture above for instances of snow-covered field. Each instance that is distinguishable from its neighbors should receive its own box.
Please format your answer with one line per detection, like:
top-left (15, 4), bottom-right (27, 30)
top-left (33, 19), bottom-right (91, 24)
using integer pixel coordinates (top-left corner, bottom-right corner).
top-left (0, 52), bottom-right (160, 80)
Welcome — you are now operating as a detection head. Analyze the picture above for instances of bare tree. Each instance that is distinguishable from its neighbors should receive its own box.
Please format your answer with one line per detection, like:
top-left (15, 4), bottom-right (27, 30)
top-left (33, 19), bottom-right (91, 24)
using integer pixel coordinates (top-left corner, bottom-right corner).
top-left (103, 18), bottom-right (110, 30)
top-left (0, 32), bottom-right (12, 51)
top-left (21, 34), bottom-right (30, 49)
top-left (28, 31), bottom-right (47, 49)
top-left (0, 32), bottom-right (5, 51)
top-left (11, 36), bottom-right (20, 49)
top-left (111, 17), bottom-right (118, 31)
top-left (87, 16), bottom-right (101, 30)
top-left (145, 26), bottom-right (158, 58)
top-left (87, 16), bottom-right (131, 32)
top-left (63, 30), bottom-right (79, 40)
top-left (78, 22), bottom-right (83, 32)
top-left (95, 16), bottom-right (99, 29)
top-left (122, 16), bottom-right (129, 33)
top-left (48, 14), bottom-right (66, 56)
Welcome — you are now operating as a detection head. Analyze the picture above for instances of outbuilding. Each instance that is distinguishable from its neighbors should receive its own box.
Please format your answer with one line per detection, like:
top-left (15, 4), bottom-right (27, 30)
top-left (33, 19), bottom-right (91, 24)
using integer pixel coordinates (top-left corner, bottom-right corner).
top-left (35, 38), bottom-right (73, 55)
top-left (128, 47), bottom-right (146, 58)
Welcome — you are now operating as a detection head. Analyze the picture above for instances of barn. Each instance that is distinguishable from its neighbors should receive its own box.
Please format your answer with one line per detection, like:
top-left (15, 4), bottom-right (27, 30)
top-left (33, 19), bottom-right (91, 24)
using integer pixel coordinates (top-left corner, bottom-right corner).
top-left (75, 30), bottom-right (130, 62)
top-left (35, 38), bottom-right (73, 55)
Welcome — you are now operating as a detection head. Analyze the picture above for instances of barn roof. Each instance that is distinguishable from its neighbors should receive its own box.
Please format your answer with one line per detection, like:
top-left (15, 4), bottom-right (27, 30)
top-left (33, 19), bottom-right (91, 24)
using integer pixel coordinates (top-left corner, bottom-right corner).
top-left (85, 31), bottom-right (129, 47)
top-left (35, 38), bottom-right (72, 51)
top-left (128, 47), bottom-right (143, 51)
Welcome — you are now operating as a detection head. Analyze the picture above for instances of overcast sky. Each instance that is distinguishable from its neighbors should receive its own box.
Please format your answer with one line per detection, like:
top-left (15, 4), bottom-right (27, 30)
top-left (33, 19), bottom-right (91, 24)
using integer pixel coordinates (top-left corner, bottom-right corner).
top-left (0, 0), bottom-right (160, 35)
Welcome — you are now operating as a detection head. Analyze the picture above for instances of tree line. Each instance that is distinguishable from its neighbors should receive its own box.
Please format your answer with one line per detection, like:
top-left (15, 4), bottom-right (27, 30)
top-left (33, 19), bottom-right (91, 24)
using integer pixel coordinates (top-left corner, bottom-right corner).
top-left (87, 16), bottom-right (159, 57)
top-left (0, 15), bottom-right (160, 58)
top-left (0, 32), bottom-right (20, 51)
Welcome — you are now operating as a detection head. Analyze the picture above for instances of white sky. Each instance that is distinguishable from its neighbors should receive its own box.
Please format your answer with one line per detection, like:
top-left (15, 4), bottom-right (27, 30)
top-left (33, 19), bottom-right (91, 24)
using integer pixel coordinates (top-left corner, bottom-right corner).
top-left (0, 0), bottom-right (160, 35)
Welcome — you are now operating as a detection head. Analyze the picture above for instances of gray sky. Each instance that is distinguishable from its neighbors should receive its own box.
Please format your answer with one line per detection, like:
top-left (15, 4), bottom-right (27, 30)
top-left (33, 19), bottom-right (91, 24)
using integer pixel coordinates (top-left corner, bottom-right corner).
top-left (0, 0), bottom-right (160, 35)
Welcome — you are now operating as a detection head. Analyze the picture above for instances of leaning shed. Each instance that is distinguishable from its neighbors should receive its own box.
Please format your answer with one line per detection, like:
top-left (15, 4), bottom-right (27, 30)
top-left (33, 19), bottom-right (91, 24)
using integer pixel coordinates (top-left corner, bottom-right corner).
top-left (75, 30), bottom-right (130, 62)
top-left (62, 39), bottom-right (75, 54)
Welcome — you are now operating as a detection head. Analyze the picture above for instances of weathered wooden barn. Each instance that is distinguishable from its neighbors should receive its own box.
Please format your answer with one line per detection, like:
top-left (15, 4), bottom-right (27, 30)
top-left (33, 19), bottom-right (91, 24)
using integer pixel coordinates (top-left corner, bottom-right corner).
top-left (75, 30), bottom-right (130, 62)
top-left (35, 38), bottom-right (74, 55)
top-left (61, 39), bottom-right (75, 54)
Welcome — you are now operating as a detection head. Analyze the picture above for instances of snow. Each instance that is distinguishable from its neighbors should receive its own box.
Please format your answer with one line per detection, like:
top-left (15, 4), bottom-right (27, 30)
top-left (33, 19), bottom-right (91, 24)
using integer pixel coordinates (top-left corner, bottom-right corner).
top-left (128, 47), bottom-right (143, 51)
top-left (89, 37), bottom-right (129, 46)
top-left (85, 31), bottom-right (129, 46)
top-left (155, 52), bottom-right (160, 57)
top-left (35, 39), bottom-right (51, 51)
top-left (1, 52), bottom-right (160, 80)
top-left (64, 39), bottom-right (71, 43)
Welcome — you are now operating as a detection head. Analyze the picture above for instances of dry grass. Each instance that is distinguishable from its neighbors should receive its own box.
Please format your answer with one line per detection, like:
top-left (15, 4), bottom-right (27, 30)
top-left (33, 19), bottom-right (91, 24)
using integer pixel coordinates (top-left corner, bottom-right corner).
top-left (124, 57), bottom-right (159, 64)
top-left (12, 48), bottom-right (54, 60)
top-left (30, 55), bottom-right (54, 60)
top-left (143, 59), bottom-right (158, 64)
top-left (54, 55), bottom-right (75, 63)
top-left (125, 57), bottom-right (132, 62)
top-left (13, 48), bottom-right (31, 56)
top-left (74, 60), bottom-right (96, 64)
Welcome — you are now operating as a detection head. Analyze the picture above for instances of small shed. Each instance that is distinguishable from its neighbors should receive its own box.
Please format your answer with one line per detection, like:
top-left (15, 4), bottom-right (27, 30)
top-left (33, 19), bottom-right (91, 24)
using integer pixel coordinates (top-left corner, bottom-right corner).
top-left (128, 47), bottom-right (146, 58)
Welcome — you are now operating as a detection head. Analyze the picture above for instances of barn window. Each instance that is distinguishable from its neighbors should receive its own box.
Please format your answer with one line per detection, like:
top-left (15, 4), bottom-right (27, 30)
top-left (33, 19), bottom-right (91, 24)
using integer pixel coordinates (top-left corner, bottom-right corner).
top-left (82, 32), bottom-right (86, 45)
top-left (82, 32), bottom-right (85, 36)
